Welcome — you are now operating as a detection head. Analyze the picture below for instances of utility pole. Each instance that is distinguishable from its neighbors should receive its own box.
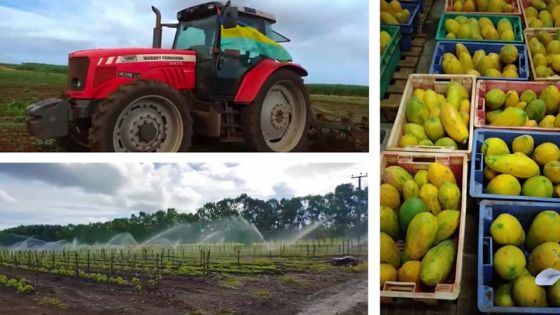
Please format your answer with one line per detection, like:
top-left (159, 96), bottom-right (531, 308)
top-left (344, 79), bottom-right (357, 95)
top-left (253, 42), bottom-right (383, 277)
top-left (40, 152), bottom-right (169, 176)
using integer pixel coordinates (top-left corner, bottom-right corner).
top-left (351, 173), bottom-right (368, 190)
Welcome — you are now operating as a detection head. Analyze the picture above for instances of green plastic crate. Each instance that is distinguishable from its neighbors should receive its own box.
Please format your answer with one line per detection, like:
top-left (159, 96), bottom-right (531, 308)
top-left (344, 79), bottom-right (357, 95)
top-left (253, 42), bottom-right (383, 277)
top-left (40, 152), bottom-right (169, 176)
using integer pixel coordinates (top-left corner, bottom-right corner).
top-left (435, 13), bottom-right (524, 43)
top-left (381, 25), bottom-right (401, 97)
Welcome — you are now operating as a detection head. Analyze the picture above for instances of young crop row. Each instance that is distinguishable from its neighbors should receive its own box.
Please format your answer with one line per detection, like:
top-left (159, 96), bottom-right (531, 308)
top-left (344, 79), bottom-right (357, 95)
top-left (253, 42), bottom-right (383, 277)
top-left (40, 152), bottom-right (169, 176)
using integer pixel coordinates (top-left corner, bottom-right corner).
top-left (0, 273), bottom-right (34, 294)
top-left (307, 84), bottom-right (369, 97)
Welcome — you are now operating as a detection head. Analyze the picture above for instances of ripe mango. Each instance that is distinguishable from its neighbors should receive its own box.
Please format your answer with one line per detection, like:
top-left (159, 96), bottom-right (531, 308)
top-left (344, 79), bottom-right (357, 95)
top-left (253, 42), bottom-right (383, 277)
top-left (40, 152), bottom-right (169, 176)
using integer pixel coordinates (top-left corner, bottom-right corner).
top-left (438, 182), bottom-right (461, 210)
top-left (512, 276), bottom-right (547, 307)
top-left (485, 152), bottom-right (540, 179)
top-left (435, 210), bottom-right (460, 243)
top-left (404, 212), bottom-right (438, 260)
top-left (419, 239), bottom-right (457, 286)
top-left (487, 174), bottom-right (521, 196)
top-left (494, 245), bottom-right (526, 280)
top-left (381, 206), bottom-right (400, 239)
top-left (428, 162), bottom-right (457, 187)
top-left (490, 213), bottom-right (525, 246)
top-left (382, 166), bottom-right (413, 192)
top-left (528, 241), bottom-right (560, 275)
top-left (526, 210), bottom-right (560, 251)
top-left (381, 232), bottom-right (400, 268)
top-left (481, 137), bottom-right (510, 156)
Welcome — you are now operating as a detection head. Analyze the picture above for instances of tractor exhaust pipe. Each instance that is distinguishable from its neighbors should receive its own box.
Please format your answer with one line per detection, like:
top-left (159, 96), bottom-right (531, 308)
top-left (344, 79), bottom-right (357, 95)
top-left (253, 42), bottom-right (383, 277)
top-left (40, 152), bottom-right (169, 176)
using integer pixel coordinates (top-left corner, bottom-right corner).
top-left (152, 6), bottom-right (163, 49)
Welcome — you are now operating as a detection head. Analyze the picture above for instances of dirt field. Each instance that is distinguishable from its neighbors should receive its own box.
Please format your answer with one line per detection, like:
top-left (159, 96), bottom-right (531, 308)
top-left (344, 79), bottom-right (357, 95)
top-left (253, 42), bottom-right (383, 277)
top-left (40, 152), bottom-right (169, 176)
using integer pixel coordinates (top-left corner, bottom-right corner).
top-left (0, 264), bottom-right (367, 315)
top-left (0, 67), bottom-right (369, 152)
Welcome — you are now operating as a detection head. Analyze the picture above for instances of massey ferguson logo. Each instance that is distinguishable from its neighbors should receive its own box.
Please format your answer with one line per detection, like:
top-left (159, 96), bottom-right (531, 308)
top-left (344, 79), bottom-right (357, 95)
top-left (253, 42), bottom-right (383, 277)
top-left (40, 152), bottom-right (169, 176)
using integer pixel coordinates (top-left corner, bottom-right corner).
top-left (113, 54), bottom-right (196, 64)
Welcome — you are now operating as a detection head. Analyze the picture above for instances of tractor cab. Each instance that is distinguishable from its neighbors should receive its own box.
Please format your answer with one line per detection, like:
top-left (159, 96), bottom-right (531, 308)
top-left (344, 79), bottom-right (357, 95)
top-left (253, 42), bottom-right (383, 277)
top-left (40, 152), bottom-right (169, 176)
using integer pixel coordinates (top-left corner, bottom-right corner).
top-left (155, 1), bottom-right (292, 101)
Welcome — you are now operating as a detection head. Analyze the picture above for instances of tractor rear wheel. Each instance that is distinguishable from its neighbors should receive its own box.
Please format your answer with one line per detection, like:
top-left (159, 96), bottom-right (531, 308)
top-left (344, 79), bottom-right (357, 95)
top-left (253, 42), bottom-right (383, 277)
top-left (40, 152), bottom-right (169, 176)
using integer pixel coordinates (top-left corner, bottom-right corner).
top-left (57, 119), bottom-right (91, 152)
top-left (240, 70), bottom-right (310, 152)
top-left (89, 80), bottom-right (192, 152)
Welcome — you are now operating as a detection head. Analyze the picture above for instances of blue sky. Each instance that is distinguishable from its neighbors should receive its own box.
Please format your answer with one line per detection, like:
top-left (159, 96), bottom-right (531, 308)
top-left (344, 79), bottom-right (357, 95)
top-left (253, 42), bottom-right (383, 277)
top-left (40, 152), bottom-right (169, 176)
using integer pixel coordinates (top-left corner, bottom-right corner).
top-left (0, 162), bottom-right (365, 230)
top-left (0, 0), bottom-right (369, 85)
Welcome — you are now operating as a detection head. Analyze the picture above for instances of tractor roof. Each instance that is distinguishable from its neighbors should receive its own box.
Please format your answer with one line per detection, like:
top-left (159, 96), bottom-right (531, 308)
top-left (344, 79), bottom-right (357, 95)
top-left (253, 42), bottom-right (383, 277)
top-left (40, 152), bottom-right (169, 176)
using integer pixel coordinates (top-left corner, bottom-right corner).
top-left (177, 1), bottom-right (276, 23)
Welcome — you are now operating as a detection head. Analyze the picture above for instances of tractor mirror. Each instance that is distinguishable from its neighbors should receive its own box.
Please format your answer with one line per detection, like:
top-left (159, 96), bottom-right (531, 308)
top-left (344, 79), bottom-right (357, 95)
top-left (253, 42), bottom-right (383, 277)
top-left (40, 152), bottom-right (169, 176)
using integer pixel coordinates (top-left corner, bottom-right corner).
top-left (222, 7), bottom-right (238, 29)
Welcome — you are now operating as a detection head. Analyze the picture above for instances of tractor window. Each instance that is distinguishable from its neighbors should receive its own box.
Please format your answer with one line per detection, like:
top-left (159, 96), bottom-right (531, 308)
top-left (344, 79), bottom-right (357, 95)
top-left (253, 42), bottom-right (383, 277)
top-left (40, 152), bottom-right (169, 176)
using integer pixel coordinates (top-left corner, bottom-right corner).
top-left (265, 24), bottom-right (290, 43)
top-left (174, 15), bottom-right (217, 59)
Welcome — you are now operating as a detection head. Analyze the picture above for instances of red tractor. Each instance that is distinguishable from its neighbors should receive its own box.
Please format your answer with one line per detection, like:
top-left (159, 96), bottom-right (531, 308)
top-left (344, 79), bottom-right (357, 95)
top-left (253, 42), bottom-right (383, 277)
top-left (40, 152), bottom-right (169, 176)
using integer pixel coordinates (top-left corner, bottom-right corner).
top-left (26, 1), bottom-right (311, 152)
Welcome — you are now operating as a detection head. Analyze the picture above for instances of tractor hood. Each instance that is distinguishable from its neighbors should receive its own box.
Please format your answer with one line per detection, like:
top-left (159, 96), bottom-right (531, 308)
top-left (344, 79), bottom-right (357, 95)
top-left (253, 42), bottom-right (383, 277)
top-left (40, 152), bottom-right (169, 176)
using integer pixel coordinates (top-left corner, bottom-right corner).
top-left (70, 48), bottom-right (197, 64)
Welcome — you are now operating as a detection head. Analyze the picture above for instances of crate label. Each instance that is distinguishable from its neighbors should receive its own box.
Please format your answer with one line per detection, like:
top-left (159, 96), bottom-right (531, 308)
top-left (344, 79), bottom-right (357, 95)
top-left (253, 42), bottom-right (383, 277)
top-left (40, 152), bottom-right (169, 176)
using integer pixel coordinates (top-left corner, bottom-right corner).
top-left (535, 268), bottom-right (560, 286)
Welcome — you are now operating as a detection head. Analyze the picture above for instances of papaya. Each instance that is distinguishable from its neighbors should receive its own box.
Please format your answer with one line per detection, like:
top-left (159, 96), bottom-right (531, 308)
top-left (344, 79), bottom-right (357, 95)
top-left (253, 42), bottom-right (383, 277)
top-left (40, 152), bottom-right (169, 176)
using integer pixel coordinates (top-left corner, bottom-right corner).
top-left (382, 166), bottom-right (413, 192)
top-left (441, 102), bottom-right (469, 144)
top-left (549, 277), bottom-right (560, 306)
top-left (490, 107), bottom-right (528, 127)
top-left (424, 117), bottom-right (445, 142)
top-left (406, 96), bottom-right (430, 125)
top-left (438, 182), bottom-right (461, 210)
top-left (414, 170), bottom-right (429, 188)
top-left (487, 174), bottom-right (521, 196)
top-left (419, 183), bottom-right (441, 216)
top-left (490, 213), bottom-right (525, 246)
top-left (435, 137), bottom-right (458, 149)
top-left (435, 210), bottom-right (460, 243)
top-left (522, 175), bottom-right (553, 198)
top-left (399, 197), bottom-right (428, 233)
top-left (483, 166), bottom-right (498, 181)
top-left (528, 241), bottom-right (560, 276)
top-left (485, 88), bottom-right (507, 110)
top-left (539, 85), bottom-right (560, 114)
top-left (419, 239), bottom-right (457, 286)
top-left (428, 162), bottom-right (456, 188)
top-left (403, 123), bottom-right (428, 141)
top-left (526, 210), bottom-right (560, 251)
top-left (512, 135), bottom-right (534, 155)
top-left (398, 260), bottom-right (422, 283)
top-left (533, 142), bottom-right (560, 167)
top-left (481, 138), bottom-right (510, 156)
top-left (495, 283), bottom-right (515, 307)
top-left (544, 160), bottom-right (560, 184)
top-left (485, 152), bottom-right (540, 179)
top-left (526, 99), bottom-right (547, 122)
top-left (494, 245), bottom-right (526, 280)
top-left (381, 232), bottom-right (400, 268)
top-left (403, 179), bottom-right (419, 199)
top-left (380, 183), bottom-right (401, 210)
top-left (380, 263), bottom-right (398, 288)
top-left (404, 212), bottom-right (438, 261)
top-left (486, 109), bottom-right (503, 124)
top-left (512, 276), bottom-right (547, 307)
top-left (381, 12), bottom-right (399, 24)
top-left (381, 206), bottom-right (399, 239)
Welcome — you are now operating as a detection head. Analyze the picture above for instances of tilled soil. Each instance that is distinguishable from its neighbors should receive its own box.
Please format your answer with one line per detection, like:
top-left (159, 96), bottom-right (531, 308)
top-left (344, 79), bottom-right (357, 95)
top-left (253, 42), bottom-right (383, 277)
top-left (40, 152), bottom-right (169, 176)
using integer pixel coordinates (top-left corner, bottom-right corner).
top-left (0, 265), bottom-right (367, 315)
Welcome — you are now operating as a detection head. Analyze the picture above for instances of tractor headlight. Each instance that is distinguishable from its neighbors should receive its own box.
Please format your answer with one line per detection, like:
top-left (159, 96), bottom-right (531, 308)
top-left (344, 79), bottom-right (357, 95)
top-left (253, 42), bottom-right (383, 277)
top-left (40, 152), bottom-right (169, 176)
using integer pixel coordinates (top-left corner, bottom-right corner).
top-left (71, 78), bottom-right (83, 90)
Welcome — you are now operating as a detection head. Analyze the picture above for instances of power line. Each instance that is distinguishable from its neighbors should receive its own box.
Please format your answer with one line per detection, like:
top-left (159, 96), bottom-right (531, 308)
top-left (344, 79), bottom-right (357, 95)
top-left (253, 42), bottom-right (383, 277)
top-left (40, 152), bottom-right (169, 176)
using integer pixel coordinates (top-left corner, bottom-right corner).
top-left (351, 173), bottom-right (368, 190)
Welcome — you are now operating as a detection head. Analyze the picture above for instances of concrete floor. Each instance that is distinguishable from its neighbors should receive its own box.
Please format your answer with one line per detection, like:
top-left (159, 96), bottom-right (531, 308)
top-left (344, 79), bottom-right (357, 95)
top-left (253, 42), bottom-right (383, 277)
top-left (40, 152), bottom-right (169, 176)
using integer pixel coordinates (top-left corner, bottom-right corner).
top-left (380, 0), bottom-right (484, 313)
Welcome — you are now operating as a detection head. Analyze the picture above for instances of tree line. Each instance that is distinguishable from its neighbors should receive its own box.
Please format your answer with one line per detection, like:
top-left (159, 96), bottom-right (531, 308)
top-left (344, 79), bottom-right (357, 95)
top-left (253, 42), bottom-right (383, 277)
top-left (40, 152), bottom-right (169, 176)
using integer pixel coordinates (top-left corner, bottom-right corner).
top-left (2, 184), bottom-right (367, 243)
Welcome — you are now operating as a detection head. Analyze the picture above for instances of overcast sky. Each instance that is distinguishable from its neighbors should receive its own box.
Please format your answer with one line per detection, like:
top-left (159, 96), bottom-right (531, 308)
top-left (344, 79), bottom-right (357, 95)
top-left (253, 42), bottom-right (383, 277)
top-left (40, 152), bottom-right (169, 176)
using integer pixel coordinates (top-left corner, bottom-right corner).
top-left (0, 0), bottom-right (369, 85)
top-left (0, 162), bottom-right (367, 230)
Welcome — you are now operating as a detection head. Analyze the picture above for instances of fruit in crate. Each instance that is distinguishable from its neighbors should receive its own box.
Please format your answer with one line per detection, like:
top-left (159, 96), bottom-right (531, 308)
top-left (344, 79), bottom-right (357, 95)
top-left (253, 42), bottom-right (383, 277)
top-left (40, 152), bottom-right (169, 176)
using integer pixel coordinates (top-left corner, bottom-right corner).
top-left (381, 31), bottom-right (392, 55)
top-left (381, 0), bottom-right (411, 24)
top-left (444, 16), bottom-right (516, 41)
top-left (441, 43), bottom-right (520, 78)
top-left (451, 0), bottom-right (515, 12)
top-left (380, 161), bottom-right (460, 288)
top-left (481, 135), bottom-right (560, 199)
top-left (524, 0), bottom-right (560, 28)
top-left (399, 81), bottom-right (471, 148)
top-left (483, 85), bottom-right (560, 127)
top-left (527, 30), bottom-right (560, 78)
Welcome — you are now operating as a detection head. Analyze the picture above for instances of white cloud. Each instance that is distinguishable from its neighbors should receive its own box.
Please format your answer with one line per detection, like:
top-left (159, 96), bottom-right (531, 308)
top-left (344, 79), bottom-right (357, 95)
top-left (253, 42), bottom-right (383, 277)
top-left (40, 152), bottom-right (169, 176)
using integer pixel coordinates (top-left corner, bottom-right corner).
top-left (0, 190), bottom-right (15, 203)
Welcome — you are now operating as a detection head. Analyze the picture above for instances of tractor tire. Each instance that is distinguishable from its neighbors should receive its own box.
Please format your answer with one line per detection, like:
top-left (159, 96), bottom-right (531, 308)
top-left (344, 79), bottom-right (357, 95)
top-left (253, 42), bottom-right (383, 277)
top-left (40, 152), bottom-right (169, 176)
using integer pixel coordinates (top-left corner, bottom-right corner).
top-left (240, 69), bottom-right (311, 152)
top-left (89, 80), bottom-right (192, 152)
top-left (57, 119), bottom-right (91, 152)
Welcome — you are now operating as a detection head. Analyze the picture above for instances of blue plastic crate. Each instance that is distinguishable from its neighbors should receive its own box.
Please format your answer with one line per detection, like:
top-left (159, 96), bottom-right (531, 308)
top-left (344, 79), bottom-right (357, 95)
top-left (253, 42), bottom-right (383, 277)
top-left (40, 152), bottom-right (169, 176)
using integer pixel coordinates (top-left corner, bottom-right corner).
top-left (429, 41), bottom-right (529, 81)
top-left (470, 128), bottom-right (560, 203)
top-left (401, 0), bottom-right (424, 13)
top-left (381, 3), bottom-right (420, 51)
top-left (477, 200), bottom-right (560, 313)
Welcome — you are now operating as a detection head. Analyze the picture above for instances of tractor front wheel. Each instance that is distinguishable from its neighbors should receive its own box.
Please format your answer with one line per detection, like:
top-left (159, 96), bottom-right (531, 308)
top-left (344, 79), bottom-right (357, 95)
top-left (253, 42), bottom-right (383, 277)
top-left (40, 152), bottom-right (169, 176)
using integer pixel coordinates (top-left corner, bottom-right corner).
top-left (240, 70), bottom-right (310, 152)
top-left (89, 80), bottom-right (192, 152)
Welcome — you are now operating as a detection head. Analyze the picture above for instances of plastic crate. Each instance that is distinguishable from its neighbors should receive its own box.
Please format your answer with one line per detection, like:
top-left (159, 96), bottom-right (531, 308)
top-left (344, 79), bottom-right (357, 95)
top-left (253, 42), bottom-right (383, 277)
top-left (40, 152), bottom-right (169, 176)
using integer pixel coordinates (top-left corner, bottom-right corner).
top-left (477, 200), bottom-right (560, 313)
top-left (429, 41), bottom-right (530, 81)
top-left (400, 0), bottom-right (424, 13)
top-left (385, 74), bottom-right (477, 156)
top-left (381, 26), bottom-right (402, 97)
top-left (520, 0), bottom-right (558, 28)
top-left (380, 151), bottom-right (468, 303)
top-left (470, 128), bottom-right (560, 202)
top-left (382, 3), bottom-right (420, 51)
top-left (436, 14), bottom-right (524, 43)
top-left (524, 28), bottom-right (560, 80)
top-left (474, 80), bottom-right (560, 131)
top-left (444, 0), bottom-right (522, 15)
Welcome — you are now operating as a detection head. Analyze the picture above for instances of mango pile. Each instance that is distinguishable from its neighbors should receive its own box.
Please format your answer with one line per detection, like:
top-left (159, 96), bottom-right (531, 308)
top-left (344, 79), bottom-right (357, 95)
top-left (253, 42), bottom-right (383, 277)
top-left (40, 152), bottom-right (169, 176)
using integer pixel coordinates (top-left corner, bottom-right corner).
top-left (381, 0), bottom-right (411, 24)
top-left (482, 136), bottom-right (560, 198)
top-left (401, 81), bottom-right (471, 149)
top-left (380, 162), bottom-right (460, 289)
top-left (441, 43), bottom-right (520, 78)
top-left (484, 85), bottom-right (560, 127)
top-left (488, 210), bottom-right (560, 307)
top-left (444, 16), bottom-right (515, 41)
top-left (527, 30), bottom-right (560, 78)
top-left (381, 31), bottom-right (392, 55)
top-left (451, 0), bottom-right (515, 12)
top-left (524, 0), bottom-right (560, 28)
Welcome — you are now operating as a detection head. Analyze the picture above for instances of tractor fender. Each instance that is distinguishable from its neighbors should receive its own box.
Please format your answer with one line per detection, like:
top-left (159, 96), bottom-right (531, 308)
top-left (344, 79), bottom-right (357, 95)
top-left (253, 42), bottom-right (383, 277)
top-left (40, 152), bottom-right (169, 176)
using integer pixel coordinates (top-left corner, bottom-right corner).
top-left (234, 59), bottom-right (308, 104)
